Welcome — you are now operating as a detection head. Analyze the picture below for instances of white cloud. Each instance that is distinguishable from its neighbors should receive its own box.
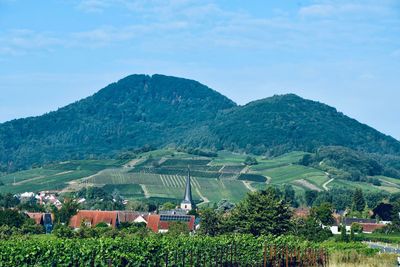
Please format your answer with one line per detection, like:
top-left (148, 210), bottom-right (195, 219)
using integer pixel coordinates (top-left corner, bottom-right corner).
top-left (76, 0), bottom-right (111, 13)
top-left (299, 2), bottom-right (394, 18)
top-left (0, 29), bottom-right (63, 56)
top-left (299, 4), bottom-right (335, 17)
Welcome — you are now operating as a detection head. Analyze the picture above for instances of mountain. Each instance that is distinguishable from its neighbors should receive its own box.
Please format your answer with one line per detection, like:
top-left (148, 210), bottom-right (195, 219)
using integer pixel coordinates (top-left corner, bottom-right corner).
top-left (209, 94), bottom-right (400, 156)
top-left (0, 74), bottom-right (399, 173)
top-left (0, 74), bottom-right (235, 171)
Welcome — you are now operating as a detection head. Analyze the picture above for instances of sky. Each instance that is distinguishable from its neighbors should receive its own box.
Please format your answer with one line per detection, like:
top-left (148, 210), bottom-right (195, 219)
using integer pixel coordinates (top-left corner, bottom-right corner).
top-left (0, 0), bottom-right (399, 139)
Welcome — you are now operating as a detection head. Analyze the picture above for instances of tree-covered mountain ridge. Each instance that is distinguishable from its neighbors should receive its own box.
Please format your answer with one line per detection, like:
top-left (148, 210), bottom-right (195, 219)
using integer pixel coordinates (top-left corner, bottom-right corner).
top-left (0, 74), bottom-right (399, 172)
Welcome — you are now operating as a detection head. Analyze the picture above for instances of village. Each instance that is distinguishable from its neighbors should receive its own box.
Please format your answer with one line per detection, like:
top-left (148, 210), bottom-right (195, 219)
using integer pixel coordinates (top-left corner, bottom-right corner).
top-left (13, 170), bottom-right (389, 237)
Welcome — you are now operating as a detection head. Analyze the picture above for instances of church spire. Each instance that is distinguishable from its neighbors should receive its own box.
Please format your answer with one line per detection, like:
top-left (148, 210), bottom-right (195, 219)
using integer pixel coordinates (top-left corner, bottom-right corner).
top-left (181, 167), bottom-right (193, 211)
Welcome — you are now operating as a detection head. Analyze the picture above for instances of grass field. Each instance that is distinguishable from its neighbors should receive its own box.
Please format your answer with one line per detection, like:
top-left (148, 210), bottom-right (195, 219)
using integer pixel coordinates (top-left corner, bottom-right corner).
top-left (259, 164), bottom-right (328, 188)
top-left (330, 179), bottom-right (385, 193)
top-left (251, 151), bottom-right (309, 171)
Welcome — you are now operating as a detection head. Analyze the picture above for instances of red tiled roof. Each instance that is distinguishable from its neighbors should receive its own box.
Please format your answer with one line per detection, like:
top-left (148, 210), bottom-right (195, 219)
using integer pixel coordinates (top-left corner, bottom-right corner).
top-left (26, 212), bottom-right (43, 225)
top-left (360, 223), bottom-right (385, 233)
top-left (147, 215), bottom-right (161, 232)
top-left (293, 208), bottom-right (310, 218)
top-left (117, 211), bottom-right (145, 223)
top-left (146, 214), bottom-right (195, 232)
top-left (69, 210), bottom-right (118, 228)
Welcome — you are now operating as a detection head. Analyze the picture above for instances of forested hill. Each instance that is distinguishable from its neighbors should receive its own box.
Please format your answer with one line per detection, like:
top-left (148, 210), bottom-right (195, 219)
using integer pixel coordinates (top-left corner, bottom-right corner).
top-left (209, 94), bottom-right (400, 156)
top-left (0, 74), bottom-right (399, 172)
top-left (0, 74), bottom-right (235, 171)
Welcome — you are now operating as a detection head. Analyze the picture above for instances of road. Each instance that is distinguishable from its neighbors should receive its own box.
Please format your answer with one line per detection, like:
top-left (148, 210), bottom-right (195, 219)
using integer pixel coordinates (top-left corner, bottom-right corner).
top-left (322, 178), bottom-right (334, 191)
top-left (365, 241), bottom-right (400, 254)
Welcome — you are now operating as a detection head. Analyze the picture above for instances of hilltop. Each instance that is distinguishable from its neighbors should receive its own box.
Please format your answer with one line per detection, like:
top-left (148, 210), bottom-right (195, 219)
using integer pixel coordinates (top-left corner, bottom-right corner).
top-left (0, 74), bottom-right (399, 175)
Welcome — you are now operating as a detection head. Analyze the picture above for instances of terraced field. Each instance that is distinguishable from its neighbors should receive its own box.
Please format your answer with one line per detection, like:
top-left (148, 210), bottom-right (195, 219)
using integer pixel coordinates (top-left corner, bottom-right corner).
top-left (3, 149), bottom-right (396, 205)
top-left (89, 168), bottom-right (249, 204)
top-left (0, 160), bottom-right (126, 194)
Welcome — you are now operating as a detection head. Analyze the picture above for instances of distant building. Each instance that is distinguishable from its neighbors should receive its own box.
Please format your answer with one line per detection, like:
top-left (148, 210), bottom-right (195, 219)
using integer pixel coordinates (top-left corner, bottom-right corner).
top-left (69, 210), bottom-right (148, 229)
top-left (147, 214), bottom-right (195, 233)
top-left (180, 169), bottom-right (194, 211)
top-left (330, 217), bottom-right (386, 234)
top-left (293, 208), bottom-right (310, 218)
top-left (26, 212), bottom-right (53, 233)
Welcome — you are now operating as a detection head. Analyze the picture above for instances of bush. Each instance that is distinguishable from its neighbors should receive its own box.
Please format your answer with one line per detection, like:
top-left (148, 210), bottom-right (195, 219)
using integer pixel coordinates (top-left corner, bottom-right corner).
top-left (53, 224), bottom-right (74, 238)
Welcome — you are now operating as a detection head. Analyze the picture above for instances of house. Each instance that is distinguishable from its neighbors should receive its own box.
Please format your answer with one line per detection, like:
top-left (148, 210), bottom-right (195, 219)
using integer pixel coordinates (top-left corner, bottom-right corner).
top-left (330, 217), bottom-right (386, 234)
top-left (342, 218), bottom-right (385, 233)
top-left (117, 211), bottom-right (148, 224)
top-left (146, 214), bottom-right (196, 233)
top-left (35, 192), bottom-right (62, 208)
top-left (20, 192), bottom-right (35, 202)
top-left (26, 212), bottom-right (53, 233)
top-left (70, 210), bottom-right (119, 228)
top-left (69, 210), bottom-right (149, 228)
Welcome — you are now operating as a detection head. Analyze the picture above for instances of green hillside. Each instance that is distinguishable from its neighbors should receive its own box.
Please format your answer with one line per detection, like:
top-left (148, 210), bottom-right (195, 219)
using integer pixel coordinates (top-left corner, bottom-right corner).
top-left (0, 74), bottom-right (400, 180)
top-left (210, 94), bottom-right (400, 156)
top-left (0, 74), bottom-right (235, 172)
top-left (2, 149), bottom-right (398, 205)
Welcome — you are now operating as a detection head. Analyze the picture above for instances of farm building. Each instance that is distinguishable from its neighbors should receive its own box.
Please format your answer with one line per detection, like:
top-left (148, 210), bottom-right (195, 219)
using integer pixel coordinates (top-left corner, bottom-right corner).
top-left (330, 217), bottom-right (386, 234)
top-left (69, 210), bottom-right (148, 228)
top-left (146, 214), bottom-right (196, 233)
top-left (26, 212), bottom-right (53, 233)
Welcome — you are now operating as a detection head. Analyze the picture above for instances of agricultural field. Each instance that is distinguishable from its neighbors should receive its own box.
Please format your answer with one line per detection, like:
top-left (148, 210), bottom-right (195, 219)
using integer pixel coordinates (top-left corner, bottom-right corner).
top-left (259, 164), bottom-right (329, 190)
top-left (0, 160), bottom-right (126, 194)
top-left (251, 151), bottom-right (309, 171)
top-left (89, 168), bottom-right (249, 204)
top-left (1, 149), bottom-right (399, 205)
top-left (329, 179), bottom-right (394, 193)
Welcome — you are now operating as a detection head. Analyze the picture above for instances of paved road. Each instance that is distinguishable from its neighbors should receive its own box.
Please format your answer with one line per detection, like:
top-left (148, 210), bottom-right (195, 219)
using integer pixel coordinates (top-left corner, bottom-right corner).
top-left (365, 241), bottom-right (400, 254)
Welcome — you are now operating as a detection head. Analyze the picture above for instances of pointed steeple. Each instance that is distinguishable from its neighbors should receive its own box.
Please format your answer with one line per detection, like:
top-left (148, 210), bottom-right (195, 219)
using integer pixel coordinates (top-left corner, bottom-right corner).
top-left (181, 167), bottom-right (193, 210)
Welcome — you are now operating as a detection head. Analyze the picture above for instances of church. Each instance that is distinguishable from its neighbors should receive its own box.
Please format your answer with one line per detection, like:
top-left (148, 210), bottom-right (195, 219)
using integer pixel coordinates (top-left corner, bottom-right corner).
top-left (180, 168), bottom-right (194, 211)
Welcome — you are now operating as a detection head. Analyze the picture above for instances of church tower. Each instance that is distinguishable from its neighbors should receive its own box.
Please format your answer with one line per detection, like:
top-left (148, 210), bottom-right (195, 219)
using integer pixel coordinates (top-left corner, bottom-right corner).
top-left (180, 168), bottom-right (193, 211)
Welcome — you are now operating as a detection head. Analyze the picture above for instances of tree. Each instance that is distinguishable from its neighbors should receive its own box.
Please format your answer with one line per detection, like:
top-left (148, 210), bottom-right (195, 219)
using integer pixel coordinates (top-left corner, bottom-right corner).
top-left (160, 202), bottom-right (177, 210)
top-left (310, 202), bottom-right (334, 226)
top-left (53, 224), bottom-right (74, 238)
top-left (199, 208), bottom-right (219, 236)
top-left (244, 156), bottom-right (258, 166)
top-left (216, 200), bottom-right (235, 213)
top-left (0, 193), bottom-right (20, 208)
top-left (227, 187), bottom-right (292, 236)
top-left (167, 222), bottom-right (190, 236)
top-left (292, 217), bottom-right (332, 242)
top-left (305, 190), bottom-right (318, 207)
top-left (372, 203), bottom-right (393, 221)
top-left (126, 200), bottom-right (149, 212)
top-left (352, 188), bottom-right (366, 212)
top-left (53, 199), bottom-right (79, 224)
top-left (283, 184), bottom-right (298, 207)
top-left (340, 224), bottom-right (349, 242)
top-left (351, 223), bottom-right (363, 234)
top-left (0, 209), bottom-right (27, 228)
top-left (299, 154), bottom-right (313, 166)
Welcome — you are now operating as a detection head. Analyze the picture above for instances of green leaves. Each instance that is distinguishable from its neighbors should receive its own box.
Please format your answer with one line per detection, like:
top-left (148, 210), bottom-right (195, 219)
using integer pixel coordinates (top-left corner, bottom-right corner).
top-left (0, 234), bottom-right (321, 266)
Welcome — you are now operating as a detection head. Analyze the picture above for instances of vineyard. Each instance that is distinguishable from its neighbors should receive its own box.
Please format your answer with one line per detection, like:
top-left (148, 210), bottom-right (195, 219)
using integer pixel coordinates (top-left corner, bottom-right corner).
top-left (0, 235), bottom-right (328, 267)
top-left (1, 149), bottom-right (396, 204)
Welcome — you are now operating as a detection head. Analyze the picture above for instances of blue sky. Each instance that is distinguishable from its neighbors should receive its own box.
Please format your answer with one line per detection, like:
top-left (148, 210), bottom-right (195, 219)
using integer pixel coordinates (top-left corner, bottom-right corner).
top-left (0, 0), bottom-right (399, 139)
